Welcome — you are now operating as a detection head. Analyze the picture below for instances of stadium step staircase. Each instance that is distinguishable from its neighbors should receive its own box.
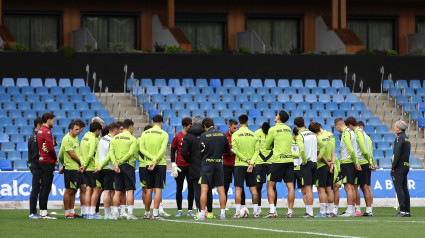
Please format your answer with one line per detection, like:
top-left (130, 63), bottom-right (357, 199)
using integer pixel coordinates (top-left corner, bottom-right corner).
top-left (357, 92), bottom-right (425, 164)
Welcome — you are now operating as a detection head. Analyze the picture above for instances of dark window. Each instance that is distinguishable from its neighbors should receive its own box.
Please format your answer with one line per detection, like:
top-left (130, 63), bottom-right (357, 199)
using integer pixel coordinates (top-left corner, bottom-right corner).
top-left (175, 13), bottom-right (227, 50)
top-left (246, 14), bottom-right (302, 54)
top-left (82, 13), bottom-right (138, 50)
top-left (417, 16), bottom-right (425, 32)
top-left (3, 13), bottom-right (60, 50)
top-left (347, 17), bottom-right (396, 51)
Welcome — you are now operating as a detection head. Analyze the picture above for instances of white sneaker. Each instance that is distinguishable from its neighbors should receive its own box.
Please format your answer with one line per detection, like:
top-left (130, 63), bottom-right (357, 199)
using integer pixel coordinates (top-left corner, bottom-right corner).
top-left (120, 212), bottom-right (128, 219)
top-left (127, 214), bottom-right (138, 220)
top-left (258, 208), bottom-right (262, 215)
top-left (39, 214), bottom-right (57, 219)
top-left (110, 213), bottom-right (119, 220)
top-left (225, 208), bottom-right (229, 211)
top-left (160, 211), bottom-right (171, 217)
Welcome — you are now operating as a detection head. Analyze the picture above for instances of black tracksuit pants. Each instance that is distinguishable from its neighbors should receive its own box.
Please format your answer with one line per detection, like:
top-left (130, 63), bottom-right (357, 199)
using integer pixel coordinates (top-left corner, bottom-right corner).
top-left (39, 163), bottom-right (55, 211)
top-left (176, 166), bottom-right (194, 211)
top-left (392, 166), bottom-right (411, 213)
top-left (29, 164), bottom-right (41, 214)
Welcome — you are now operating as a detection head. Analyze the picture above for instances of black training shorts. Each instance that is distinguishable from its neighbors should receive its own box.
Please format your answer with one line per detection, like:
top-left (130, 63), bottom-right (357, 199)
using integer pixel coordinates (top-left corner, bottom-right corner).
top-left (268, 162), bottom-right (294, 183)
top-left (64, 169), bottom-right (80, 189)
top-left (316, 165), bottom-right (333, 187)
top-left (301, 161), bottom-right (317, 186)
top-left (100, 169), bottom-right (115, 190)
top-left (146, 165), bottom-right (166, 189)
top-left (255, 163), bottom-right (270, 184)
top-left (200, 163), bottom-right (224, 188)
top-left (356, 163), bottom-right (371, 186)
top-left (340, 163), bottom-right (356, 185)
top-left (114, 163), bottom-right (136, 191)
top-left (234, 166), bottom-right (256, 188)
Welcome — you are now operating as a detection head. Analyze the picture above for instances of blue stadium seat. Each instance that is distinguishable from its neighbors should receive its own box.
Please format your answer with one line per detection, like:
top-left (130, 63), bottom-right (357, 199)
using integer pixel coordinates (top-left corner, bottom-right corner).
top-left (214, 102), bottom-right (227, 110)
top-left (228, 103), bottom-right (241, 111)
top-left (256, 101), bottom-right (268, 110)
top-left (7, 86), bottom-right (20, 94)
top-left (338, 87), bottom-right (350, 97)
top-left (242, 102), bottom-right (254, 110)
top-left (416, 88), bottom-right (425, 98)
top-left (377, 141), bottom-right (390, 150)
top-left (332, 79), bottom-right (344, 88)
top-left (404, 88), bottom-right (415, 98)
top-left (21, 86), bottom-right (34, 95)
top-left (179, 94), bottom-right (192, 103)
top-left (191, 109), bottom-right (204, 117)
top-left (312, 102), bottom-right (324, 111)
top-left (219, 125), bottom-right (228, 133)
top-left (59, 78), bottom-right (71, 87)
top-left (213, 117), bottom-right (225, 125)
top-left (221, 109), bottom-right (233, 119)
top-left (33, 102), bottom-right (46, 111)
top-left (298, 87), bottom-right (310, 95)
top-left (320, 110), bottom-right (331, 118)
top-left (222, 79), bottom-right (235, 88)
top-left (305, 94), bottom-right (317, 103)
top-left (311, 88), bottom-right (323, 95)
top-left (364, 125), bottom-right (374, 134)
top-left (222, 94), bottom-right (234, 103)
top-left (30, 78), bottom-right (43, 87)
top-left (196, 78), bottom-right (208, 87)
top-left (305, 110), bottom-right (317, 119)
top-left (263, 94), bottom-right (275, 103)
top-left (291, 79), bottom-right (303, 88)
top-left (396, 80), bottom-right (408, 89)
top-left (90, 102), bottom-right (103, 110)
top-left (305, 79), bottom-right (317, 89)
top-left (237, 79), bottom-right (249, 87)
top-left (47, 102), bottom-right (60, 111)
top-left (361, 110), bottom-right (373, 118)
top-left (318, 79), bottom-right (330, 88)
top-left (276, 94), bottom-right (288, 103)
top-left (168, 78), bottom-right (180, 88)
top-left (13, 94), bottom-right (26, 103)
top-left (45, 78), bottom-right (57, 87)
top-left (419, 118), bottom-right (425, 128)
top-left (1, 142), bottom-right (15, 151)
top-left (283, 102), bottom-right (296, 111)
top-left (73, 78), bottom-right (85, 87)
top-left (346, 95), bottom-right (358, 103)
top-left (200, 102), bottom-right (213, 110)
top-left (283, 87), bottom-right (296, 95)
top-left (234, 109), bottom-right (247, 117)
top-left (346, 110), bottom-right (359, 118)
top-left (263, 109), bottom-right (276, 120)
top-left (170, 117), bottom-right (182, 127)
top-left (251, 79), bottom-right (263, 88)
top-left (58, 118), bottom-right (72, 127)
top-left (250, 94), bottom-right (262, 103)
top-left (17, 142), bottom-right (27, 151)
top-left (64, 87), bottom-right (77, 95)
top-left (15, 160), bottom-right (29, 170)
top-left (278, 79), bottom-right (290, 88)
top-left (248, 109), bottom-right (261, 119)
top-left (2, 78), bottom-right (14, 86)
top-left (178, 109), bottom-right (190, 118)
top-left (85, 94), bottom-right (97, 103)
top-left (140, 78), bottom-right (153, 88)
top-left (20, 126), bottom-right (33, 135)
top-left (10, 134), bottom-right (24, 143)
top-left (76, 102), bottom-right (89, 110)
top-left (255, 116), bottom-right (268, 125)
top-left (194, 94), bottom-right (206, 103)
top-left (96, 110), bottom-right (109, 118)
top-left (9, 110), bottom-right (22, 118)
top-left (389, 88), bottom-right (401, 98)
top-left (291, 110), bottom-right (303, 118)
top-left (201, 87), bottom-right (214, 95)
top-left (174, 86), bottom-right (186, 95)
top-left (383, 133), bottom-right (396, 142)
top-left (332, 95), bottom-right (344, 103)
top-left (8, 151), bottom-right (22, 160)
top-left (410, 158), bottom-right (423, 169)
top-left (368, 117), bottom-right (380, 125)
top-left (146, 86), bottom-right (159, 95)
top-left (62, 102), bottom-right (74, 111)
top-left (187, 87), bottom-right (200, 96)
top-left (257, 88), bottom-right (269, 96)
top-left (182, 78), bottom-right (194, 88)
top-left (186, 102), bottom-right (199, 110)
top-left (154, 78), bottom-right (166, 87)
top-left (353, 102), bottom-right (365, 110)
top-left (229, 87), bottom-right (242, 95)
top-left (14, 118), bottom-right (28, 127)
top-left (0, 159), bottom-right (13, 171)
top-left (243, 87), bottom-right (255, 95)
top-left (152, 94), bottom-right (165, 103)
top-left (215, 87), bottom-right (227, 96)
top-left (163, 109), bottom-right (176, 118)
top-left (236, 94), bottom-right (248, 103)
top-left (291, 94), bottom-right (303, 103)
top-left (23, 110), bottom-right (36, 119)
top-left (339, 102), bottom-right (351, 111)
top-left (264, 79), bottom-right (276, 88)
top-left (318, 94), bottom-right (331, 103)
top-left (383, 80), bottom-right (394, 91)
top-left (298, 102), bottom-right (310, 111)
top-left (41, 95), bottom-right (54, 103)
top-left (208, 94), bottom-right (220, 103)
top-left (209, 78), bottom-right (221, 89)
top-left (56, 95), bottom-right (69, 103)
top-left (0, 133), bottom-right (9, 143)
top-left (160, 86), bottom-right (173, 95)
top-left (35, 87), bottom-right (48, 95)
top-left (126, 78), bottom-right (137, 90)
top-left (54, 111), bottom-right (66, 119)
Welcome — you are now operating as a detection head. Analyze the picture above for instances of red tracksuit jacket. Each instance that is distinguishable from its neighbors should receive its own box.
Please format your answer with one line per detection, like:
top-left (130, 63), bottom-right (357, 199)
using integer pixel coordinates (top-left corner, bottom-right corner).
top-left (37, 125), bottom-right (57, 163)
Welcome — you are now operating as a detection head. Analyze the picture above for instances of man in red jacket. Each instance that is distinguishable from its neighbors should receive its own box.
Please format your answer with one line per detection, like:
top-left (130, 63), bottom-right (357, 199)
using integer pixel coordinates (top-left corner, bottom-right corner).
top-left (37, 112), bottom-right (58, 219)
top-left (223, 119), bottom-right (245, 208)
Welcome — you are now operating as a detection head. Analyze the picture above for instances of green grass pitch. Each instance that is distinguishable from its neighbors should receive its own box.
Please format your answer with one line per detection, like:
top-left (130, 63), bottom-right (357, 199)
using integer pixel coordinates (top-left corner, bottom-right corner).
top-left (1, 207), bottom-right (425, 238)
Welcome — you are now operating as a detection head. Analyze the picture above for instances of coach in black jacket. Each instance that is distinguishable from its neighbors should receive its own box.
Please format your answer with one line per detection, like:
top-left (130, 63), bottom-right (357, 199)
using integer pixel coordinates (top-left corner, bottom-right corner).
top-left (391, 120), bottom-right (411, 217)
top-left (181, 115), bottom-right (213, 214)
top-left (28, 117), bottom-right (43, 218)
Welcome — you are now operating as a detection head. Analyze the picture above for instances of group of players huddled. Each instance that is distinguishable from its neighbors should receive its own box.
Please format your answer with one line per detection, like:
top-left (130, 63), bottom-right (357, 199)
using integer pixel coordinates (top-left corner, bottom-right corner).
top-left (28, 109), bottom-right (376, 220)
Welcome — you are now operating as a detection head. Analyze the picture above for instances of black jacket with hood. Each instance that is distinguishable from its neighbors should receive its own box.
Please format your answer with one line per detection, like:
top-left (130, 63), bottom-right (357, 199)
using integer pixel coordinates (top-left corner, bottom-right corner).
top-left (181, 125), bottom-right (204, 180)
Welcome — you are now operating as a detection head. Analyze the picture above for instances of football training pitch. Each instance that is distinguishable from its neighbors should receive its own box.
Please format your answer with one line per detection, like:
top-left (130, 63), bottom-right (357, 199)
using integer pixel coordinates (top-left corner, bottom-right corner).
top-left (1, 207), bottom-right (424, 238)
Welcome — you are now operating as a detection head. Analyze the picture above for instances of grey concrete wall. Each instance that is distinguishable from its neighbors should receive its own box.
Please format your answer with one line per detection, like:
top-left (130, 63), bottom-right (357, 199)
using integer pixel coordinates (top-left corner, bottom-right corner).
top-left (152, 14), bottom-right (180, 51)
top-left (315, 16), bottom-right (345, 54)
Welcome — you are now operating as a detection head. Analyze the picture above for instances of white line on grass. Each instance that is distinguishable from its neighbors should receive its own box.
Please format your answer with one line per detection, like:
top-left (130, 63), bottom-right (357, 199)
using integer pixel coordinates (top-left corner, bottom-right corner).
top-left (163, 219), bottom-right (366, 238)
